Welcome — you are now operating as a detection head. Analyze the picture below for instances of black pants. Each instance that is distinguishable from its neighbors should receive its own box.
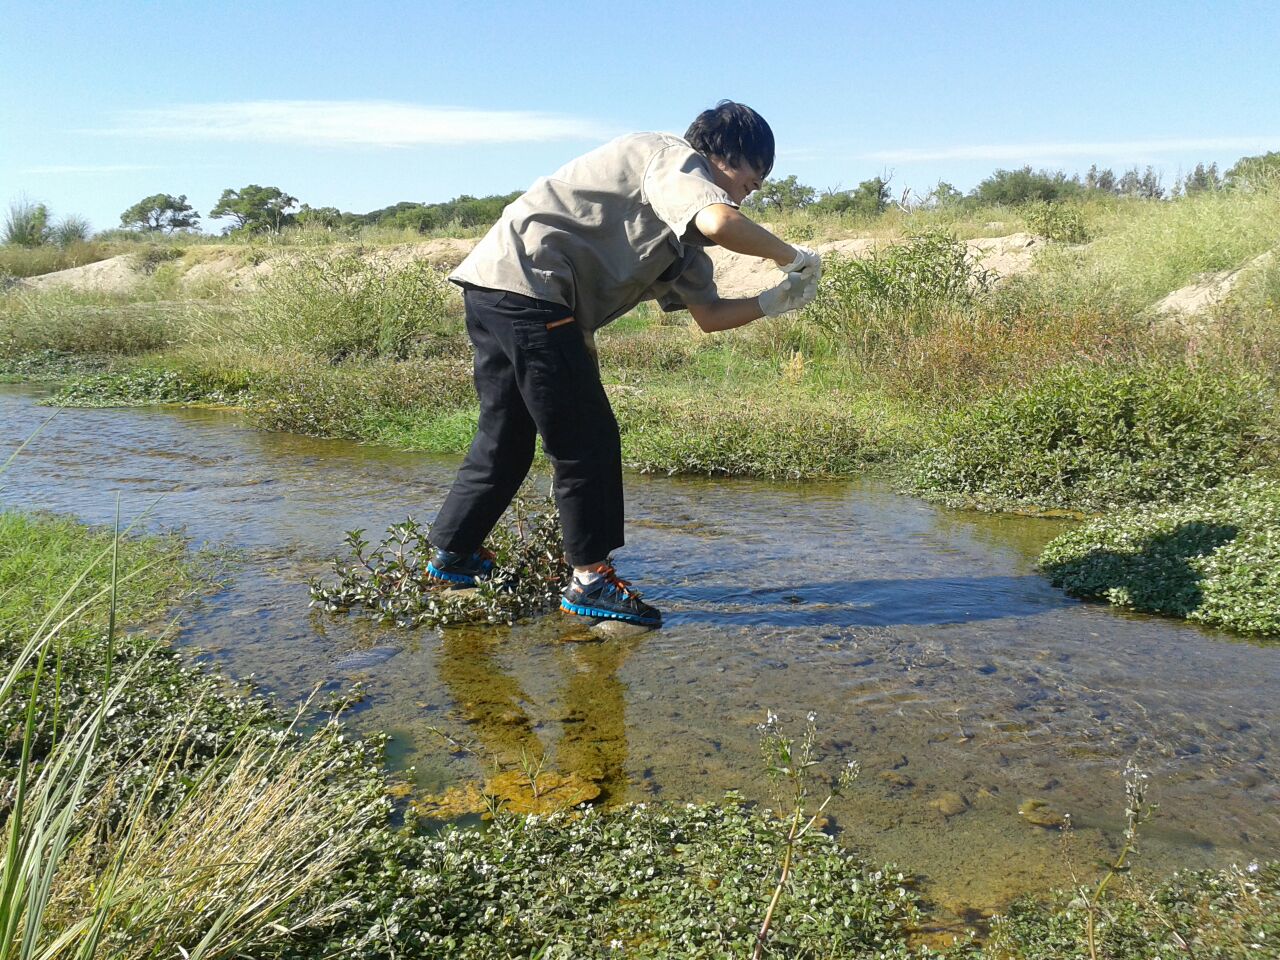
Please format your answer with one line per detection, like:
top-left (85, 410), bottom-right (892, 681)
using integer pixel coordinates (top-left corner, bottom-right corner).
top-left (429, 287), bottom-right (624, 566)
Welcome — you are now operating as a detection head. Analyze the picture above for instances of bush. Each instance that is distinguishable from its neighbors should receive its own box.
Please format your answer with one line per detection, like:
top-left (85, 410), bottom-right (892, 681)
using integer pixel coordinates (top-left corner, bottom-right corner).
top-left (0, 290), bottom-right (192, 357)
top-left (236, 252), bottom-right (461, 361)
top-left (1022, 201), bottom-right (1091, 243)
top-left (909, 362), bottom-right (1277, 512)
top-left (1038, 472), bottom-right (1280, 635)
top-left (247, 355), bottom-right (474, 439)
top-left (616, 391), bottom-right (883, 479)
top-left (801, 232), bottom-right (994, 369)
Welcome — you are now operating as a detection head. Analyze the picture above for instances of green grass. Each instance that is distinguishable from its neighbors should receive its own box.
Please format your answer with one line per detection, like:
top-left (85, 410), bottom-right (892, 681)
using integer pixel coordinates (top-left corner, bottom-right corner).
top-left (1038, 472), bottom-right (1280, 635)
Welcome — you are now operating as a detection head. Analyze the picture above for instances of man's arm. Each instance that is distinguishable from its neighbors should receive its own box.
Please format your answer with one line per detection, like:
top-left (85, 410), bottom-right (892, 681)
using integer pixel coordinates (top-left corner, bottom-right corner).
top-left (686, 297), bottom-right (765, 333)
top-left (692, 203), bottom-right (796, 266)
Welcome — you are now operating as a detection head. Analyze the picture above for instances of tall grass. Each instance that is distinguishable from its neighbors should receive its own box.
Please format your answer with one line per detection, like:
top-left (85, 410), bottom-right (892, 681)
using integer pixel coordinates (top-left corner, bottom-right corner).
top-left (217, 251), bottom-right (461, 361)
top-left (0, 502), bottom-right (386, 958)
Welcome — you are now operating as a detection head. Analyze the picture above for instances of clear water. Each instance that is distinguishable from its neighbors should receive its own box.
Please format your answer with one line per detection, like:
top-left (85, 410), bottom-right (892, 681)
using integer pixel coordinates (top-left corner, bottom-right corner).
top-left (3, 385), bottom-right (1276, 922)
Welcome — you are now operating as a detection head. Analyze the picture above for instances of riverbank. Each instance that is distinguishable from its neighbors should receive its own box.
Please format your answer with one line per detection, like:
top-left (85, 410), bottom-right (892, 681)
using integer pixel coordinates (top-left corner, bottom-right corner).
top-left (5, 506), bottom-right (1277, 957)
top-left (4, 188), bottom-right (1279, 635)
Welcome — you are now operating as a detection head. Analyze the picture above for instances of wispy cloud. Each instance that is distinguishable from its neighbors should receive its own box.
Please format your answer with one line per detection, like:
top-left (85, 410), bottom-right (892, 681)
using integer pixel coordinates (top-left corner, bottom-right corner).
top-left (93, 100), bottom-right (613, 148)
top-left (22, 163), bottom-right (161, 174)
top-left (860, 137), bottom-right (1278, 163)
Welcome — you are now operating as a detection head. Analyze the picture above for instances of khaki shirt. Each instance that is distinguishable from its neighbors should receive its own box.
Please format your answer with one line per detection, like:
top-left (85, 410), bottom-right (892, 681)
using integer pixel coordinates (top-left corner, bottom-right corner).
top-left (449, 132), bottom-right (732, 334)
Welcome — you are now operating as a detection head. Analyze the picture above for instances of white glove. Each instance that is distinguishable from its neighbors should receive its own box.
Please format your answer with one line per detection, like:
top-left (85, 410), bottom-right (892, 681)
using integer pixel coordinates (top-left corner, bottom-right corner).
top-left (758, 272), bottom-right (819, 317)
top-left (778, 244), bottom-right (822, 282)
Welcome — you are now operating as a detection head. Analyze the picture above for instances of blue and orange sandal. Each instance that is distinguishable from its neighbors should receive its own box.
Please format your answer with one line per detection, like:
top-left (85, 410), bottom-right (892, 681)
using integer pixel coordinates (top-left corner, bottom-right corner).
top-left (425, 547), bottom-right (496, 587)
top-left (560, 563), bottom-right (662, 627)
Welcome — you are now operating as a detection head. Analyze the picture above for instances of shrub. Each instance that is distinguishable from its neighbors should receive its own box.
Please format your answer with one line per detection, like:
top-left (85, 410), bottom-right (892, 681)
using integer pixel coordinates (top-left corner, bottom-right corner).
top-left (1038, 472), bottom-right (1280, 635)
top-left (236, 252), bottom-right (460, 361)
top-left (0, 291), bottom-right (192, 357)
top-left (3, 199), bottom-right (50, 247)
top-left (1022, 201), bottom-right (1091, 243)
top-left (801, 232), bottom-right (994, 371)
top-left (247, 356), bottom-right (474, 439)
top-left (909, 362), bottom-right (1277, 512)
top-left (615, 391), bottom-right (882, 479)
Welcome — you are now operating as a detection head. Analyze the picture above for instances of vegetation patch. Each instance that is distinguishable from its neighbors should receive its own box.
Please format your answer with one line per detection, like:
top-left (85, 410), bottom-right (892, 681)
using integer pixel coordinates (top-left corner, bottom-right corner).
top-left (311, 497), bottom-right (569, 627)
top-left (1038, 472), bottom-right (1280, 635)
top-left (974, 861), bottom-right (1279, 960)
top-left (909, 362), bottom-right (1277, 512)
top-left (616, 390), bottom-right (887, 479)
top-left (47, 366), bottom-right (246, 407)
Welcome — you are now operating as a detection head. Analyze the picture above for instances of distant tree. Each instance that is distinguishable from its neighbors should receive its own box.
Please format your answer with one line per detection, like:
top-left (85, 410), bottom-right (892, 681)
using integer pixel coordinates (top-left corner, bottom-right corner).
top-left (812, 177), bottom-right (891, 218)
top-left (1181, 162), bottom-right (1223, 195)
top-left (3, 199), bottom-right (51, 246)
top-left (1085, 165), bottom-right (1118, 193)
top-left (296, 204), bottom-right (343, 229)
top-left (925, 180), bottom-right (963, 207)
top-left (1224, 151), bottom-right (1280, 190)
top-left (1116, 166), bottom-right (1164, 199)
top-left (744, 175), bottom-right (816, 213)
top-left (120, 193), bottom-right (200, 233)
top-left (972, 166), bottom-right (1082, 205)
top-left (210, 185), bottom-right (299, 233)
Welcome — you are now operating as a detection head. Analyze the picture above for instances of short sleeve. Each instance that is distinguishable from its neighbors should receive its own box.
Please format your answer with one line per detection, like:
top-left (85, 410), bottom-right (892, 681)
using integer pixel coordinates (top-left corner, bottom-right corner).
top-left (653, 249), bottom-right (718, 312)
top-left (642, 143), bottom-right (736, 240)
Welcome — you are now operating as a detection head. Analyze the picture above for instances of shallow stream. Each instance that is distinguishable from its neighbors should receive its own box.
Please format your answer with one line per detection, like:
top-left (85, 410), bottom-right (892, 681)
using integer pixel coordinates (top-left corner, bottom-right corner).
top-left (2, 384), bottom-right (1276, 923)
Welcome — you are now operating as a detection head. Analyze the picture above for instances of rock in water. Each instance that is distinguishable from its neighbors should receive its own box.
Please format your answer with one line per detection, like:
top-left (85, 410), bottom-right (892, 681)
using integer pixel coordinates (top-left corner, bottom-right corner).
top-left (931, 791), bottom-right (969, 818)
top-left (589, 619), bottom-right (655, 640)
top-left (1019, 798), bottom-right (1069, 828)
top-left (332, 645), bottom-right (401, 671)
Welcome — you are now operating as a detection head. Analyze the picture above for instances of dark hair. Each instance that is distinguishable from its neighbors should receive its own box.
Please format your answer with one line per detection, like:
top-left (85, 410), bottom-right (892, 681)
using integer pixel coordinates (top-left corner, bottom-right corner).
top-left (684, 100), bottom-right (775, 178)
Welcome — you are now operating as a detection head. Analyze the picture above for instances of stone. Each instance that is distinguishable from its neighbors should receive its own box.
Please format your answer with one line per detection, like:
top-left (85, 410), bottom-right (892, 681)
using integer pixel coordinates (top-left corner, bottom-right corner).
top-left (1018, 798), bottom-right (1069, 829)
top-left (878, 771), bottom-right (914, 789)
top-left (931, 791), bottom-right (969, 818)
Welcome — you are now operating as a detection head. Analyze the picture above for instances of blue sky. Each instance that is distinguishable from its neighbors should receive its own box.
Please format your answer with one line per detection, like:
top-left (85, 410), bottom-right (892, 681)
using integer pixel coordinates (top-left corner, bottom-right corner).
top-left (4, 0), bottom-right (1279, 232)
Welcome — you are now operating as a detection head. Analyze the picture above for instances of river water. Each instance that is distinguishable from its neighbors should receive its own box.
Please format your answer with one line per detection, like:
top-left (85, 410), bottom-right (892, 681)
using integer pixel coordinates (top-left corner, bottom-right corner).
top-left (2, 384), bottom-right (1276, 922)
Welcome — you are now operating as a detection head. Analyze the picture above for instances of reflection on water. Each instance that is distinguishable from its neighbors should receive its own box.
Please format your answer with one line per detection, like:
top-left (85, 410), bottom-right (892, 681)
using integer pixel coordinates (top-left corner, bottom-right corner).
top-left (2, 385), bottom-right (1277, 919)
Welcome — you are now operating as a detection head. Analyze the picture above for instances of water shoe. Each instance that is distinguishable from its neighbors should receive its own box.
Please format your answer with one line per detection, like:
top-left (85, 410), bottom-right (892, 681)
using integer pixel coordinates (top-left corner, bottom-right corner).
top-left (560, 563), bottom-right (662, 627)
top-left (426, 547), bottom-right (496, 587)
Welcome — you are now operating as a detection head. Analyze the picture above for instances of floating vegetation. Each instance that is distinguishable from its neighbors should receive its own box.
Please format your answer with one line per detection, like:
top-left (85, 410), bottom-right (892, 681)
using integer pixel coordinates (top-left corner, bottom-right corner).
top-left (309, 495), bottom-right (569, 627)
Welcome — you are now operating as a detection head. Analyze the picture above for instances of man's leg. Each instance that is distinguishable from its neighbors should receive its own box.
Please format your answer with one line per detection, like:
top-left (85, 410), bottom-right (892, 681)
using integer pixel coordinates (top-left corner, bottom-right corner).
top-left (429, 290), bottom-right (538, 557)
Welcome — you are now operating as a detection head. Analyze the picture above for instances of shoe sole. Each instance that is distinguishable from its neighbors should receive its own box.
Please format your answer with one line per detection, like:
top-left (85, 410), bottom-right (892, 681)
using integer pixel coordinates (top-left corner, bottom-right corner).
top-left (425, 561), bottom-right (479, 586)
top-left (560, 597), bottom-right (661, 627)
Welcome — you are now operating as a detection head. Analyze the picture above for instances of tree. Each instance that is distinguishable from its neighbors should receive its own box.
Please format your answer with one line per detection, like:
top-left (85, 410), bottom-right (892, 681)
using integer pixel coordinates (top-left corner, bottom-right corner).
top-left (1181, 162), bottom-right (1222, 195)
top-left (296, 204), bottom-right (344, 229)
top-left (1116, 166), bottom-right (1164, 199)
top-left (972, 166), bottom-right (1083, 205)
top-left (925, 180), bottom-right (963, 207)
top-left (1085, 165), bottom-right (1118, 193)
top-left (120, 193), bottom-right (200, 233)
top-left (811, 177), bottom-right (891, 218)
top-left (209, 185), bottom-right (299, 233)
top-left (1224, 151), bottom-right (1280, 190)
top-left (744, 175), bottom-right (816, 213)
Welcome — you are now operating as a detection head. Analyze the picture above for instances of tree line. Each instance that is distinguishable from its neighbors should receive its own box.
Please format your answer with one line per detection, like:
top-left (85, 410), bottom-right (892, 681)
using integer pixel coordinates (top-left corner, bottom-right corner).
top-left (6, 151), bottom-right (1278, 248)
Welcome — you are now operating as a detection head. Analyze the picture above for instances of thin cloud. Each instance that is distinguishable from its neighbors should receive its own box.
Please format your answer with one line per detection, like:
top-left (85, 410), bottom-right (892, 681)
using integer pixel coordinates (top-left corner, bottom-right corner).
top-left (94, 100), bottom-right (614, 148)
top-left (22, 163), bottom-right (162, 174)
top-left (860, 137), bottom-right (1278, 163)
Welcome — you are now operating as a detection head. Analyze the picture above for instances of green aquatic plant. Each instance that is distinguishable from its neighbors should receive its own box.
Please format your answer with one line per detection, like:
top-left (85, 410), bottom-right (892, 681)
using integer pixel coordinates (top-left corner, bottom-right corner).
top-left (1039, 472), bottom-right (1280, 635)
top-left (310, 495), bottom-right (569, 628)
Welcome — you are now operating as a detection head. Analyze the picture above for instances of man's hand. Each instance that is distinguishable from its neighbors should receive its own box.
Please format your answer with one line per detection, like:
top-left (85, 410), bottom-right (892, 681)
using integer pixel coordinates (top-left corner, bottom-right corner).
top-left (758, 272), bottom-right (819, 317)
top-left (777, 244), bottom-right (822, 282)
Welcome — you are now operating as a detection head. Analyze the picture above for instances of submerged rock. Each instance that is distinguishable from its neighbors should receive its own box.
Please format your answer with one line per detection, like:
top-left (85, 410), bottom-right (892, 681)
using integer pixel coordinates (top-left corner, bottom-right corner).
top-left (930, 791), bottom-right (969, 818)
top-left (413, 769), bottom-right (602, 819)
top-left (332, 645), bottom-right (401, 671)
top-left (1018, 798), bottom-right (1069, 829)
